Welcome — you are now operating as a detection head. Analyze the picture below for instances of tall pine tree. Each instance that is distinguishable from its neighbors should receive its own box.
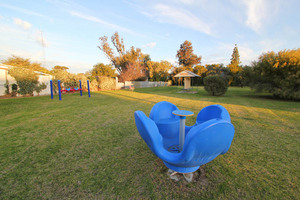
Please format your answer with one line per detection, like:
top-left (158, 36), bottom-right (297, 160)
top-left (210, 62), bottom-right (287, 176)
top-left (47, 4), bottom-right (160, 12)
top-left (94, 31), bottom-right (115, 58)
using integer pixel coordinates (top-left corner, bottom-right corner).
top-left (227, 44), bottom-right (242, 86)
top-left (228, 44), bottom-right (242, 74)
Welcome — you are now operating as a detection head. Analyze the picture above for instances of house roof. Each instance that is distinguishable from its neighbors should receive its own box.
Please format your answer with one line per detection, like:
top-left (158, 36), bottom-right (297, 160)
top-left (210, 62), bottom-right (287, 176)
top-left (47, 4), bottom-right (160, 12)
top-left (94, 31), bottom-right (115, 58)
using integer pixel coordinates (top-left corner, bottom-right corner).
top-left (174, 70), bottom-right (200, 78)
top-left (0, 64), bottom-right (10, 70)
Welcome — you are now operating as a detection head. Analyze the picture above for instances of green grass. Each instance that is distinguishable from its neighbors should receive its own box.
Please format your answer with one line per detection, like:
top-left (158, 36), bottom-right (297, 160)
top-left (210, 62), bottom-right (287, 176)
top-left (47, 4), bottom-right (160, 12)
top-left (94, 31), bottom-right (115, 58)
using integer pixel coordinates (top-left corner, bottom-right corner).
top-left (0, 87), bottom-right (299, 199)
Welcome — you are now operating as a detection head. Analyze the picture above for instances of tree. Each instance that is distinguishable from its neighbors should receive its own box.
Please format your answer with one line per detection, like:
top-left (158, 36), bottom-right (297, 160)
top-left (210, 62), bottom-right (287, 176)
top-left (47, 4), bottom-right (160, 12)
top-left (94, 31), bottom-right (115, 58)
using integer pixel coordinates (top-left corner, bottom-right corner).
top-left (193, 65), bottom-right (208, 86)
top-left (193, 65), bottom-right (207, 76)
top-left (206, 64), bottom-right (229, 76)
top-left (146, 60), bottom-right (172, 81)
top-left (250, 48), bottom-right (300, 100)
top-left (98, 32), bottom-right (148, 81)
top-left (2, 55), bottom-right (50, 74)
top-left (53, 65), bottom-right (69, 71)
top-left (171, 66), bottom-right (185, 85)
top-left (176, 40), bottom-right (201, 71)
top-left (118, 62), bottom-right (146, 82)
top-left (90, 63), bottom-right (117, 88)
top-left (227, 44), bottom-right (242, 85)
top-left (50, 66), bottom-right (74, 92)
top-left (91, 63), bottom-right (117, 78)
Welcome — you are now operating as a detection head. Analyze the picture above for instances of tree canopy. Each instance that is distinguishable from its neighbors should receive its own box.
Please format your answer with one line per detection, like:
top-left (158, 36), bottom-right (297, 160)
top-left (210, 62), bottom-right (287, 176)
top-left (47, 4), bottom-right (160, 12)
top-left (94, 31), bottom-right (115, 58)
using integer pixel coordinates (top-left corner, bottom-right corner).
top-left (98, 32), bottom-right (148, 81)
top-left (146, 60), bottom-right (172, 81)
top-left (250, 48), bottom-right (300, 100)
top-left (2, 55), bottom-right (50, 74)
top-left (53, 65), bottom-right (69, 71)
top-left (176, 40), bottom-right (201, 71)
top-left (91, 63), bottom-right (117, 78)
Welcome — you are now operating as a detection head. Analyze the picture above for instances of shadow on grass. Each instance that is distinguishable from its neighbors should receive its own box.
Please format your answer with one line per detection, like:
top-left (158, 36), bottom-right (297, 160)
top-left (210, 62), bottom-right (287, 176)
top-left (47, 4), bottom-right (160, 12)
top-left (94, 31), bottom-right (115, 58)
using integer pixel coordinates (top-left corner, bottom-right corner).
top-left (132, 87), bottom-right (299, 112)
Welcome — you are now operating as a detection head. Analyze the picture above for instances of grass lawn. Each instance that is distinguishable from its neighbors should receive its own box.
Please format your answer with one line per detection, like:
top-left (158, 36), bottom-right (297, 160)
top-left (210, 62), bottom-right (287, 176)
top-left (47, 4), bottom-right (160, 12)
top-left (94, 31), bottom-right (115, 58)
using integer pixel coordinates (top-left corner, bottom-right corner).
top-left (0, 87), bottom-right (299, 199)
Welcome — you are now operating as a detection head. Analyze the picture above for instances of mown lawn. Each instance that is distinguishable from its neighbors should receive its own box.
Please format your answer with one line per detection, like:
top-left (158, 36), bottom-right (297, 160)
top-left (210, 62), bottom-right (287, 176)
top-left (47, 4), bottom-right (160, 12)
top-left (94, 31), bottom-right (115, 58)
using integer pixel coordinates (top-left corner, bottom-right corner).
top-left (0, 87), bottom-right (299, 199)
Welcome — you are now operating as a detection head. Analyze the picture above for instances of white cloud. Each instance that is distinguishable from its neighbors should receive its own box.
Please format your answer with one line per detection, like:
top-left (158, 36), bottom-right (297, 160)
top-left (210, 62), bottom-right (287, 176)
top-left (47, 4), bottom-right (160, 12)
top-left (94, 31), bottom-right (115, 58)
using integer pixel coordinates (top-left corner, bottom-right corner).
top-left (70, 11), bottom-right (134, 34)
top-left (242, 0), bottom-right (280, 33)
top-left (14, 18), bottom-right (32, 30)
top-left (142, 42), bottom-right (157, 48)
top-left (243, 0), bottom-right (266, 32)
top-left (238, 46), bottom-right (257, 65)
top-left (142, 4), bottom-right (212, 35)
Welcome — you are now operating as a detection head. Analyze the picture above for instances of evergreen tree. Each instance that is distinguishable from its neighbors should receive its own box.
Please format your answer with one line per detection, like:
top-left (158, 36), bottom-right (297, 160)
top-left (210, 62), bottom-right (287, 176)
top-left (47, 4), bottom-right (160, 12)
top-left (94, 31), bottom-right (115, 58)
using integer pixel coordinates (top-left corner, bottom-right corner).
top-left (228, 44), bottom-right (241, 74)
top-left (227, 44), bottom-right (242, 85)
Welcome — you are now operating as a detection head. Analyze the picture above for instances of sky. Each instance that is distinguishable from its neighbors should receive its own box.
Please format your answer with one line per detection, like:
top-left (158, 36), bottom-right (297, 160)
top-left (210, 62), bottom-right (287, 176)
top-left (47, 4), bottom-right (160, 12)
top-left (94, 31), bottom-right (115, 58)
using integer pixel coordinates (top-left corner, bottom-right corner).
top-left (0, 0), bottom-right (299, 73)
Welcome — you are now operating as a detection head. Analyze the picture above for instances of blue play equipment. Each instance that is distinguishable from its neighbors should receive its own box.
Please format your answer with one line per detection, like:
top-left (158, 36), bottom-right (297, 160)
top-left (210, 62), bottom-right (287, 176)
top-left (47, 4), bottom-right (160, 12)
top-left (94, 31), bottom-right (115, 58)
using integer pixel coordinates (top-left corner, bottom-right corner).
top-left (134, 103), bottom-right (235, 173)
top-left (185, 104), bottom-right (231, 133)
top-left (50, 80), bottom-right (90, 101)
top-left (149, 101), bottom-right (180, 149)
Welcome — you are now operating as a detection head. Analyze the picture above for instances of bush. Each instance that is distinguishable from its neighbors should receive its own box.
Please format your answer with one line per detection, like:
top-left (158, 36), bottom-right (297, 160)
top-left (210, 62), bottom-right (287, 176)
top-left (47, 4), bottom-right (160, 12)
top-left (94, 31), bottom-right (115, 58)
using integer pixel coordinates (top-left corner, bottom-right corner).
top-left (4, 80), bottom-right (10, 95)
top-left (11, 84), bottom-right (17, 97)
top-left (9, 67), bottom-right (38, 96)
top-left (17, 80), bottom-right (37, 96)
top-left (35, 83), bottom-right (47, 96)
top-left (203, 75), bottom-right (228, 96)
top-left (99, 76), bottom-right (116, 90)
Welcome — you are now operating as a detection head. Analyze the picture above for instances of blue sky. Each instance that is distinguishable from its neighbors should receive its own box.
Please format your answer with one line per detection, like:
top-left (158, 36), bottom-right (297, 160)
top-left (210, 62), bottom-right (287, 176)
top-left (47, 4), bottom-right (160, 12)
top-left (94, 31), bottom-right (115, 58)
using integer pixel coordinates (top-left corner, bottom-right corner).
top-left (0, 0), bottom-right (299, 73)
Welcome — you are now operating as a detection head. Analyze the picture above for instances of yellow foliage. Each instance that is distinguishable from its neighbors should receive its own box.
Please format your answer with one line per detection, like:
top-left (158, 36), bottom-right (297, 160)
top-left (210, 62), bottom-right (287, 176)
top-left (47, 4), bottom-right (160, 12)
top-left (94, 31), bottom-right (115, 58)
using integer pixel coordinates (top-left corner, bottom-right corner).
top-left (260, 48), bottom-right (300, 68)
top-left (9, 67), bottom-right (38, 82)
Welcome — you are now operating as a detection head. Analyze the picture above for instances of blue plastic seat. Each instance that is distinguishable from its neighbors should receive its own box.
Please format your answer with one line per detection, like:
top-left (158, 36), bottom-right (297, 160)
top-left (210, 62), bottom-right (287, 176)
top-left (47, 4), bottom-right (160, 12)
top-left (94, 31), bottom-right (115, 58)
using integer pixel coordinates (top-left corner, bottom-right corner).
top-left (185, 104), bottom-right (231, 133)
top-left (149, 101), bottom-right (180, 149)
top-left (134, 111), bottom-right (235, 173)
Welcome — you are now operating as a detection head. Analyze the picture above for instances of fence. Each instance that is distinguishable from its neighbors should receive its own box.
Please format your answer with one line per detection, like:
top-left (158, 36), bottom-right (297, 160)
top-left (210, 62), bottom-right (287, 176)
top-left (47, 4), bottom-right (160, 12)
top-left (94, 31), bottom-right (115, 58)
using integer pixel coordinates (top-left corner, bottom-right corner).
top-left (123, 81), bottom-right (168, 89)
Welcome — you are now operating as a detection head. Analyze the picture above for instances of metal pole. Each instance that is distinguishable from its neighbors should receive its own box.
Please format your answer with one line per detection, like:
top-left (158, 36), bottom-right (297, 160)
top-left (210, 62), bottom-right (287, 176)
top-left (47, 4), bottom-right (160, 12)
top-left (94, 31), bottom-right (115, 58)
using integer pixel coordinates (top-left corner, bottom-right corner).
top-left (50, 80), bottom-right (53, 99)
top-left (179, 116), bottom-right (186, 151)
top-left (58, 80), bottom-right (62, 101)
top-left (87, 80), bottom-right (91, 97)
top-left (79, 80), bottom-right (82, 96)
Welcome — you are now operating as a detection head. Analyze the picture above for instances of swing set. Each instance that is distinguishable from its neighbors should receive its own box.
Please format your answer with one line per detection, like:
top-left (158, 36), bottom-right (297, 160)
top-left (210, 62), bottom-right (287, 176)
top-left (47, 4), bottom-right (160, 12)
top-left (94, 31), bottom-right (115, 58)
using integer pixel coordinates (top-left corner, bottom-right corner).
top-left (50, 80), bottom-right (91, 101)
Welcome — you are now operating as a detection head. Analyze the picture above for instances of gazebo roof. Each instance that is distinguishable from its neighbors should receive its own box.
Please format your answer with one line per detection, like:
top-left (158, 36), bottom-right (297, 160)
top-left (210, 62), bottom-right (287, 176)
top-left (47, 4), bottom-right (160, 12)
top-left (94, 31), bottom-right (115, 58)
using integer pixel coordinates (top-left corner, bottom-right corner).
top-left (174, 70), bottom-right (200, 78)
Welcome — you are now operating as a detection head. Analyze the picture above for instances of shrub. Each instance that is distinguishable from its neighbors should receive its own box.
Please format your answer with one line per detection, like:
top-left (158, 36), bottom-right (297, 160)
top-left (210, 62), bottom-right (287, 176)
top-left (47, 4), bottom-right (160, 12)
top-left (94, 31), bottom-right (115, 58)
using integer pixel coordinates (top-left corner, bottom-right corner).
top-left (35, 83), bottom-right (47, 96)
top-left (4, 80), bottom-right (10, 95)
top-left (17, 81), bottom-right (37, 96)
top-left (11, 84), bottom-right (17, 97)
top-left (8, 67), bottom-right (38, 96)
top-left (99, 76), bottom-right (116, 90)
top-left (203, 75), bottom-right (228, 96)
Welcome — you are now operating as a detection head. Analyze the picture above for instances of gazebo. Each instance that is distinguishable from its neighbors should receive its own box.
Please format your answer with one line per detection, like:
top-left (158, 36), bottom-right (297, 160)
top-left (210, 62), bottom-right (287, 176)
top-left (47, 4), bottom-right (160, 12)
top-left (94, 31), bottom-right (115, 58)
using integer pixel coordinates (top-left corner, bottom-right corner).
top-left (174, 70), bottom-right (200, 90)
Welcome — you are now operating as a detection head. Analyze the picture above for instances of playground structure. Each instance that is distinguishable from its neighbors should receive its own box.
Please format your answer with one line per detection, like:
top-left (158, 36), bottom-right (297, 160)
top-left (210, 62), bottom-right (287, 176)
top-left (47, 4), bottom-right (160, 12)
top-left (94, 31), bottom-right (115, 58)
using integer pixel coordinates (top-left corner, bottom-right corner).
top-left (50, 80), bottom-right (91, 100)
top-left (134, 102), bottom-right (235, 181)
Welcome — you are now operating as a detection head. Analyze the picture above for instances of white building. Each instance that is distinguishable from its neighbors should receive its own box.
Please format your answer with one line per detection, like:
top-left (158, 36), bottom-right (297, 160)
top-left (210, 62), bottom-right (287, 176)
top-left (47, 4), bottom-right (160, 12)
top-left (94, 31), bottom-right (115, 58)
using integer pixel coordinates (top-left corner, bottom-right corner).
top-left (0, 64), bottom-right (53, 96)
